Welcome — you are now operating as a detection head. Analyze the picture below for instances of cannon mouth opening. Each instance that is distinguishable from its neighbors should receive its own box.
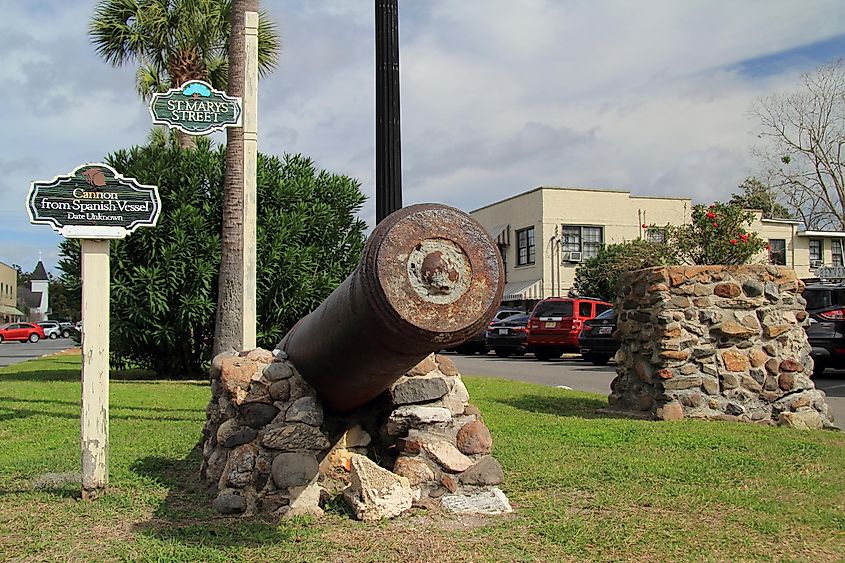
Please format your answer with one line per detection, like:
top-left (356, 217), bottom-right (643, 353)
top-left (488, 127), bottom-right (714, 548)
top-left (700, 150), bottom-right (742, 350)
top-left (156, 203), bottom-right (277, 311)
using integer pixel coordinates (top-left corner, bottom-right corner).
top-left (407, 238), bottom-right (471, 304)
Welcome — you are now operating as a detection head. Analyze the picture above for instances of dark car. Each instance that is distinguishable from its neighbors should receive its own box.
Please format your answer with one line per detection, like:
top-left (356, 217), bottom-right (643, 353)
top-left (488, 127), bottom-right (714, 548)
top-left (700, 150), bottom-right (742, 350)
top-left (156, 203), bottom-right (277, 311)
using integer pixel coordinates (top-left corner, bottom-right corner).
top-left (578, 308), bottom-right (619, 365)
top-left (802, 283), bottom-right (845, 376)
top-left (485, 313), bottom-right (530, 357)
top-left (526, 297), bottom-right (613, 360)
top-left (447, 308), bottom-right (525, 355)
top-left (0, 322), bottom-right (46, 343)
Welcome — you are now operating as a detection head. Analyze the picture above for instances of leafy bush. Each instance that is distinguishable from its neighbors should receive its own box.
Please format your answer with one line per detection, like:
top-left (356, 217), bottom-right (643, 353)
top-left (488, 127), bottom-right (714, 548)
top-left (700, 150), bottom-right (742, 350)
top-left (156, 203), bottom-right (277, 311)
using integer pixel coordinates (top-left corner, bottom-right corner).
top-left (573, 239), bottom-right (676, 302)
top-left (58, 139), bottom-right (366, 377)
top-left (663, 202), bottom-right (767, 265)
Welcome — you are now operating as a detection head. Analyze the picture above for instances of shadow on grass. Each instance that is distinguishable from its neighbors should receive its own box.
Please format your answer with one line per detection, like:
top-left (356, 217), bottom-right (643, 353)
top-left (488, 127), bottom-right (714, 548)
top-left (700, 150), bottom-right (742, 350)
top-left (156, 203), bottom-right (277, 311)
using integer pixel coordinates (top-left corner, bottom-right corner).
top-left (130, 449), bottom-right (283, 549)
top-left (0, 396), bottom-right (203, 423)
top-left (0, 362), bottom-right (207, 384)
top-left (495, 394), bottom-right (633, 421)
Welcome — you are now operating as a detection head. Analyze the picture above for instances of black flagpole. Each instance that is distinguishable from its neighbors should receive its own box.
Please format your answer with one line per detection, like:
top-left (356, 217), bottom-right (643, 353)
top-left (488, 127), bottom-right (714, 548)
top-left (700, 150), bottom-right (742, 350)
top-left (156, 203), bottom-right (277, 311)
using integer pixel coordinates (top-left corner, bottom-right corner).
top-left (375, 0), bottom-right (402, 224)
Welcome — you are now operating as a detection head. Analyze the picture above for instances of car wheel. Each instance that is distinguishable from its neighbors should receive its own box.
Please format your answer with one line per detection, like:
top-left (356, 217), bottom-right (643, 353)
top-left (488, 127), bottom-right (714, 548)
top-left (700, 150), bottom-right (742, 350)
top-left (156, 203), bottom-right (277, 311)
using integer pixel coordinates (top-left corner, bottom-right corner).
top-left (514, 348), bottom-right (526, 357)
top-left (494, 348), bottom-right (512, 358)
top-left (534, 349), bottom-right (552, 361)
top-left (49, 332), bottom-right (58, 339)
top-left (0, 334), bottom-right (4, 343)
top-left (590, 355), bottom-right (611, 366)
top-left (812, 360), bottom-right (827, 378)
top-left (28, 333), bottom-right (40, 343)
top-left (62, 330), bottom-right (71, 338)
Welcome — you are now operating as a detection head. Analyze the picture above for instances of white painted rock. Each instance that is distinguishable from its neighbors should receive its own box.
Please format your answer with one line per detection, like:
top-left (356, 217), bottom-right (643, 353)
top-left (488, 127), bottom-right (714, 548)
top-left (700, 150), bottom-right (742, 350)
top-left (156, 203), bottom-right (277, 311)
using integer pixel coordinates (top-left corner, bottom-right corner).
top-left (441, 487), bottom-right (513, 515)
top-left (386, 405), bottom-right (452, 435)
top-left (342, 454), bottom-right (420, 521)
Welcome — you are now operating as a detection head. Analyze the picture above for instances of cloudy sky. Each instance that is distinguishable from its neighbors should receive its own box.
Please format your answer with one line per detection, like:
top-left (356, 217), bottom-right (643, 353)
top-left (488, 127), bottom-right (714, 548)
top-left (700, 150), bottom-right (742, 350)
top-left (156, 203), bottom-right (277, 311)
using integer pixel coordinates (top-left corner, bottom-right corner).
top-left (1, 0), bottom-right (844, 274)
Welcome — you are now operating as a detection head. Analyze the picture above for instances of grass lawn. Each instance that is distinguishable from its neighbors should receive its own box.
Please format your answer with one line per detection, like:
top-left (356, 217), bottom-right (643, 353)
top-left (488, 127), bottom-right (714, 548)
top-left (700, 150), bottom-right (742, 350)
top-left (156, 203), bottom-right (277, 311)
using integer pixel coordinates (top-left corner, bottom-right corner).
top-left (1, 352), bottom-right (843, 562)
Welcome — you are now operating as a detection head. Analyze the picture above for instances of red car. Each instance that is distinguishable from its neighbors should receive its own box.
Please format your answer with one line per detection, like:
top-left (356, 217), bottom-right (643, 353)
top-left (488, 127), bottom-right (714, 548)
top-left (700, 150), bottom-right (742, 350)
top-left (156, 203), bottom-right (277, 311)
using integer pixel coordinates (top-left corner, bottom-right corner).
top-left (0, 322), bottom-right (47, 343)
top-left (526, 297), bottom-right (613, 360)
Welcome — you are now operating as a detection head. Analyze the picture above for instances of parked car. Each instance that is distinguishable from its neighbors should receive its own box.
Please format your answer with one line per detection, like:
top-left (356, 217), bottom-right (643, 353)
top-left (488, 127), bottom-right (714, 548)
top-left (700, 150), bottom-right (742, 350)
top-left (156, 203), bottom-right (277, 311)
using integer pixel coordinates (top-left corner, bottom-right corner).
top-left (526, 297), bottom-right (613, 360)
top-left (802, 283), bottom-right (845, 376)
top-left (446, 308), bottom-right (525, 355)
top-left (578, 308), bottom-right (619, 365)
top-left (0, 322), bottom-right (46, 343)
top-left (37, 321), bottom-right (63, 339)
top-left (485, 313), bottom-right (530, 357)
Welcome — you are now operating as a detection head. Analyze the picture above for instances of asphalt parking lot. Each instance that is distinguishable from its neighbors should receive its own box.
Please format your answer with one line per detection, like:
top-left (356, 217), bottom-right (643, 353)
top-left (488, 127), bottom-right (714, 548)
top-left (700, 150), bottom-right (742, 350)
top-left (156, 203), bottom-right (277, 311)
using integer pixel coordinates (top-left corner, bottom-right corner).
top-left (0, 338), bottom-right (76, 368)
top-left (448, 352), bottom-right (844, 426)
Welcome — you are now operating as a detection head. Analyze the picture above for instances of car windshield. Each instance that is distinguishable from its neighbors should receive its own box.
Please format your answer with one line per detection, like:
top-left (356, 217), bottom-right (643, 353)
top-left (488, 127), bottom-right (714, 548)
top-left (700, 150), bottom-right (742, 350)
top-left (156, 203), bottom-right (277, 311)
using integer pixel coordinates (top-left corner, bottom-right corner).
top-left (804, 288), bottom-right (845, 310)
top-left (533, 301), bottom-right (573, 317)
top-left (496, 313), bottom-right (529, 325)
top-left (594, 309), bottom-right (615, 320)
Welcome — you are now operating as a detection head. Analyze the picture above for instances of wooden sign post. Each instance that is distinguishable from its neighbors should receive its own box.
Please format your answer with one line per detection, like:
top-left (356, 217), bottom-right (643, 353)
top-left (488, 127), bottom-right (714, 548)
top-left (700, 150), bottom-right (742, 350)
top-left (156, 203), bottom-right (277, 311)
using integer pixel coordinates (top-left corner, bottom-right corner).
top-left (148, 64), bottom-right (256, 350)
top-left (27, 163), bottom-right (161, 499)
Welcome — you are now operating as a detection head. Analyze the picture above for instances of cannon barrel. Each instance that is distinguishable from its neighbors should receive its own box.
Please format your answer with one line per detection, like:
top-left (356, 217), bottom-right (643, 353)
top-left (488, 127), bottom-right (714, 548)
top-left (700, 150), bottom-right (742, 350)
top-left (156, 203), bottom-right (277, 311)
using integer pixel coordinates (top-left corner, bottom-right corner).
top-left (277, 203), bottom-right (504, 412)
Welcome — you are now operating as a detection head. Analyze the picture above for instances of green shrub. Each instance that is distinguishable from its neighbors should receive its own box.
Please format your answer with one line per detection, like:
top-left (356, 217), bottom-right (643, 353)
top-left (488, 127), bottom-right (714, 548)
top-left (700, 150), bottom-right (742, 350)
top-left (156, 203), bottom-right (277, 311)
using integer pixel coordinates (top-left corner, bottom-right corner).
top-left (663, 202), bottom-right (767, 265)
top-left (58, 140), bottom-right (366, 377)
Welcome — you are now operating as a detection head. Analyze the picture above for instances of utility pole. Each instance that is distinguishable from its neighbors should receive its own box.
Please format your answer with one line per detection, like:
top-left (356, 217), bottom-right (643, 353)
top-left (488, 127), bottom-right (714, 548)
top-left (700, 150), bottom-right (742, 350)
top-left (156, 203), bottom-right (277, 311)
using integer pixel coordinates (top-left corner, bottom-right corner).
top-left (375, 0), bottom-right (402, 224)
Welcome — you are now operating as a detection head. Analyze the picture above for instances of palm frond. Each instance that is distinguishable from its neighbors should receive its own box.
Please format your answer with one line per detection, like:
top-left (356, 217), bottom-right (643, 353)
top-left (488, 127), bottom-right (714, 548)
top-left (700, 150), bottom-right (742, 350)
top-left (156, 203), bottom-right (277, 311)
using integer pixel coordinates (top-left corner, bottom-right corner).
top-left (136, 62), bottom-right (166, 100)
top-left (257, 10), bottom-right (280, 77)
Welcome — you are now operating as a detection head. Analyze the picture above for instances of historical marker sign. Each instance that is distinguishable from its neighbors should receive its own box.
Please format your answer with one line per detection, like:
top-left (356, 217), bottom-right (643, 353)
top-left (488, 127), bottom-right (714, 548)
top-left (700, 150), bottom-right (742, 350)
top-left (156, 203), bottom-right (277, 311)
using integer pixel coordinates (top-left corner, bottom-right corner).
top-left (27, 163), bottom-right (160, 239)
top-left (149, 79), bottom-right (242, 135)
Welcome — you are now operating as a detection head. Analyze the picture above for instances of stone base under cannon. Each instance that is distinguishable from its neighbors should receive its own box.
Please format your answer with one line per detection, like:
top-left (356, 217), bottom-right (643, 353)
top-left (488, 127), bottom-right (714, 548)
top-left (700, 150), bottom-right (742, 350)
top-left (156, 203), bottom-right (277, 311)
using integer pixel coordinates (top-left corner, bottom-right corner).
top-left (201, 349), bottom-right (511, 520)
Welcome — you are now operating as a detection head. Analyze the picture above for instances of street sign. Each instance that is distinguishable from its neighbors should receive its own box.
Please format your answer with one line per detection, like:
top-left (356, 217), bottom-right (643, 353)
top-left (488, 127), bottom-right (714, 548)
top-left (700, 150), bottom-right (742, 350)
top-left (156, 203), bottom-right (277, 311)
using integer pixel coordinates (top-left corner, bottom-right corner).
top-left (149, 80), bottom-right (242, 135)
top-left (27, 163), bottom-right (160, 239)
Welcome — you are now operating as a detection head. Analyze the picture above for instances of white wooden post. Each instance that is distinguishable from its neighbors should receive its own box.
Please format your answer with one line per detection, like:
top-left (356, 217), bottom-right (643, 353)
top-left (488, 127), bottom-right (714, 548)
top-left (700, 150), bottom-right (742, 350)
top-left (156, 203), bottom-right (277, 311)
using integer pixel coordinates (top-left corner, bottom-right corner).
top-left (80, 239), bottom-right (110, 500)
top-left (241, 10), bottom-right (259, 350)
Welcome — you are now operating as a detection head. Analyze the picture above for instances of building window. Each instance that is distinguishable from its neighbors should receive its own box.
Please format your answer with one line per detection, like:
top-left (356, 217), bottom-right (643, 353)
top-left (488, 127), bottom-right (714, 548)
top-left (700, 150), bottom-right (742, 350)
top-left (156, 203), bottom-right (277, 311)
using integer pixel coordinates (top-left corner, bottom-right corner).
top-left (646, 227), bottom-right (666, 243)
top-left (769, 239), bottom-right (786, 265)
top-left (809, 239), bottom-right (822, 264)
top-left (562, 225), bottom-right (604, 259)
top-left (833, 240), bottom-right (844, 267)
top-left (516, 227), bottom-right (535, 266)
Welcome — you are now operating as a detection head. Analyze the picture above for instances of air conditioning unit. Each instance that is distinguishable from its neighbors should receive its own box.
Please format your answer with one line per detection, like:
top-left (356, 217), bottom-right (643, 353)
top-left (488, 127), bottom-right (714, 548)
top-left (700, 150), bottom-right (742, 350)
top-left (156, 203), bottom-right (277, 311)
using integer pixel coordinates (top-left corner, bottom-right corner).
top-left (563, 251), bottom-right (582, 263)
top-left (810, 259), bottom-right (823, 269)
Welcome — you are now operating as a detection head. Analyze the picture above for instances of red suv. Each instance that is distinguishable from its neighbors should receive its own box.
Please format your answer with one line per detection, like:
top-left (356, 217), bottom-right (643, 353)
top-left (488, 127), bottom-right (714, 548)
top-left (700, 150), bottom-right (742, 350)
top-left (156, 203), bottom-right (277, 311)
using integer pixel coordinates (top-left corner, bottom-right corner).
top-left (526, 297), bottom-right (613, 360)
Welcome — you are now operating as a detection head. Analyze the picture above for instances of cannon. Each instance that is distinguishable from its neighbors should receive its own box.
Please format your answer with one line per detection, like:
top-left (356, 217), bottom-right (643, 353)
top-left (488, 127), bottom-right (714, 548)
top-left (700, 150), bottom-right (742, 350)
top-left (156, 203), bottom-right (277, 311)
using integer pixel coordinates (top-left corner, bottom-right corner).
top-left (277, 203), bottom-right (504, 412)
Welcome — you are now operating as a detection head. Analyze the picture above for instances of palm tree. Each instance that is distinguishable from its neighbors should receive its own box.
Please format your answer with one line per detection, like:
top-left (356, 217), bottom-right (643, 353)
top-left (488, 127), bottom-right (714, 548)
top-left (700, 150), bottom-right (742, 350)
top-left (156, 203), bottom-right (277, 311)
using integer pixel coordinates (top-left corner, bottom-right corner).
top-left (213, 0), bottom-right (253, 357)
top-left (89, 0), bottom-right (279, 148)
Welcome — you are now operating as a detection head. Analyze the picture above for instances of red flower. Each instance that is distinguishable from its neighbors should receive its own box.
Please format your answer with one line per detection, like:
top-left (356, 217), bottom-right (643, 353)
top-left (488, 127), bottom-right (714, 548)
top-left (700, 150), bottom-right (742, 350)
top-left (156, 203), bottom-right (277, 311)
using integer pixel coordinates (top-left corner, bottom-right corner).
top-left (730, 239), bottom-right (737, 245)
top-left (739, 233), bottom-right (748, 241)
top-left (766, 244), bottom-right (771, 251)
top-left (706, 211), bottom-right (716, 219)
top-left (641, 223), bottom-right (647, 228)
top-left (712, 222), bottom-right (718, 228)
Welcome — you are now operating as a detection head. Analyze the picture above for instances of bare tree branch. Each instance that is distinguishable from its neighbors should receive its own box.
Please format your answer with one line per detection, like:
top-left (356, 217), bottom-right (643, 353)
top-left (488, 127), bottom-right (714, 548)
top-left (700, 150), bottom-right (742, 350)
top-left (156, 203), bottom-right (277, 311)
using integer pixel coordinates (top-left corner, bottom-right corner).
top-left (751, 59), bottom-right (845, 230)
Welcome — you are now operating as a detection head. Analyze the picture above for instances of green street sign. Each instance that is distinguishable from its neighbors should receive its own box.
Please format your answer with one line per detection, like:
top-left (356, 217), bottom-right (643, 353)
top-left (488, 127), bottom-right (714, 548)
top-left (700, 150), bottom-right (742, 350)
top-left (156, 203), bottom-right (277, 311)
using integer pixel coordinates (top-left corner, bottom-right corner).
top-left (149, 80), bottom-right (242, 135)
top-left (27, 163), bottom-right (161, 239)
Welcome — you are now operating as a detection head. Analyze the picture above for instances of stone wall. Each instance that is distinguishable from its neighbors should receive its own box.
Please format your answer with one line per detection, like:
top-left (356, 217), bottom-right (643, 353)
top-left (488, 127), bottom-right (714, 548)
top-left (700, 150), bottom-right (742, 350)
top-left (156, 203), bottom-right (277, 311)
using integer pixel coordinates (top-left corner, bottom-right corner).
top-left (608, 265), bottom-right (835, 429)
top-left (201, 349), bottom-right (511, 520)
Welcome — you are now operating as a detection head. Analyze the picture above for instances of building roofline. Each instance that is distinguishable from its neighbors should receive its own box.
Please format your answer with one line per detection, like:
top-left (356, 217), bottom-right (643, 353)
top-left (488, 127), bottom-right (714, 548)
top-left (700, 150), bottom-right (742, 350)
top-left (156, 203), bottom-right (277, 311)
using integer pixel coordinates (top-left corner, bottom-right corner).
top-left (470, 186), bottom-right (692, 213)
top-left (798, 230), bottom-right (845, 238)
top-left (761, 217), bottom-right (801, 225)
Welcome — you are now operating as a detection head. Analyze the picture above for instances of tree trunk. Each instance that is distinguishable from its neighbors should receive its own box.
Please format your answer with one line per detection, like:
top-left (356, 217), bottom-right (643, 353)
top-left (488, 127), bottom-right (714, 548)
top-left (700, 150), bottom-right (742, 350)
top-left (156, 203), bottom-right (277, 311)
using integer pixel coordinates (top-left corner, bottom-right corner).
top-left (213, 0), bottom-right (256, 357)
top-left (176, 129), bottom-right (197, 150)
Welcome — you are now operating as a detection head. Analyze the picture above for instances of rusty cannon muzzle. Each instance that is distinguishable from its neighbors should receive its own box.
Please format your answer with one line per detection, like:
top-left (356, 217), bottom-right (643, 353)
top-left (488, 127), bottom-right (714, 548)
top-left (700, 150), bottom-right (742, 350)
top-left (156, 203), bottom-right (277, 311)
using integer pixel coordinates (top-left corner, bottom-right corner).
top-left (277, 203), bottom-right (504, 412)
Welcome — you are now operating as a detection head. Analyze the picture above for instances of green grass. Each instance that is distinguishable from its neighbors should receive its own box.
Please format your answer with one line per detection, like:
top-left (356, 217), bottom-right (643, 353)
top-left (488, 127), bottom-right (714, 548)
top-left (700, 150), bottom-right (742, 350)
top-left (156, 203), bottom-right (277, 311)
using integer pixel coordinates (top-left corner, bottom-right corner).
top-left (1, 353), bottom-right (844, 561)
